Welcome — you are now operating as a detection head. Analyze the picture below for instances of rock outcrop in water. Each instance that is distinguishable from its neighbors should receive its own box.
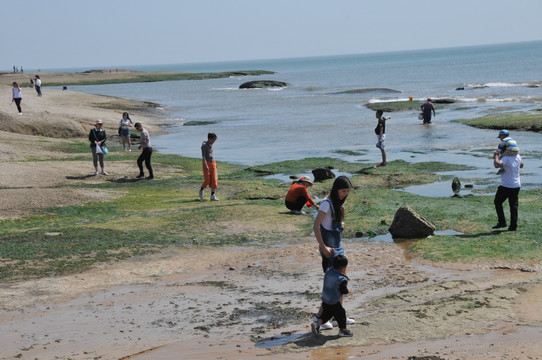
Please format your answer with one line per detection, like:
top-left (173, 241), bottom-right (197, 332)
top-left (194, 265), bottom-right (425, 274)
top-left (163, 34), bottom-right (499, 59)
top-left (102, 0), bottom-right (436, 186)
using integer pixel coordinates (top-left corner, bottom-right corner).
top-left (239, 80), bottom-right (289, 89)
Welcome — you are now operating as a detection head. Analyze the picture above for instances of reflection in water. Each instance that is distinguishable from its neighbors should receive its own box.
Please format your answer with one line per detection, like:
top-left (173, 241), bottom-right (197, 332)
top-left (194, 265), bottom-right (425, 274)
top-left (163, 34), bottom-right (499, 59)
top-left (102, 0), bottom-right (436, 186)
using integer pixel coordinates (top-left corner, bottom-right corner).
top-left (351, 229), bottom-right (463, 244)
top-left (398, 181), bottom-right (475, 197)
top-left (255, 333), bottom-right (304, 348)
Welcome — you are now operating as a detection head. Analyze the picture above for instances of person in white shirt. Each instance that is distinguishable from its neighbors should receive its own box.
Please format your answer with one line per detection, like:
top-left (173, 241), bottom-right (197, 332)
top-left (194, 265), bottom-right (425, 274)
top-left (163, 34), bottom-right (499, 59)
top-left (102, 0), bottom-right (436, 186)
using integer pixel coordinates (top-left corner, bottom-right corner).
top-left (34, 75), bottom-right (42, 96)
top-left (492, 150), bottom-right (524, 231)
top-left (11, 82), bottom-right (22, 115)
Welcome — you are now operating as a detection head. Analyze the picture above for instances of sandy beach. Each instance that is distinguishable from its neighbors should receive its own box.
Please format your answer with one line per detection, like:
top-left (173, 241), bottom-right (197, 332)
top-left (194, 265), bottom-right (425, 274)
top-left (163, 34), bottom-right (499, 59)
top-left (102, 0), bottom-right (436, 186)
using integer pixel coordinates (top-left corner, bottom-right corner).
top-left (1, 71), bottom-right (542, 360)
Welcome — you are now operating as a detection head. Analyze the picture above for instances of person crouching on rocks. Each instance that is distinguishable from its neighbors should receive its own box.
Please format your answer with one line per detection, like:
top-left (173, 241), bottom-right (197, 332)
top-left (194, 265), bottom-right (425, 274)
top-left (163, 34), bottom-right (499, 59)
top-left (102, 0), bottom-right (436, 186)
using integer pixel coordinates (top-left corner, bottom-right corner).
top-left (285, 176), bottom-right (318, 215)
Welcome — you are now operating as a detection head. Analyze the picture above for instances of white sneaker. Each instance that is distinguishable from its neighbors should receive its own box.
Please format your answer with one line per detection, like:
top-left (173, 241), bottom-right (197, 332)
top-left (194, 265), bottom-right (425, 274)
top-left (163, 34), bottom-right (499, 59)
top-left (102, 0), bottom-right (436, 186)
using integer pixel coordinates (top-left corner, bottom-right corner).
top-left (210, 194), bottom-right (219, 201)
top-left (332, 318), bottom-right (355, 327)
top-left (199, 188), bottom-right (204, 200)
top-left (320, 321), bottom-right (333, 330)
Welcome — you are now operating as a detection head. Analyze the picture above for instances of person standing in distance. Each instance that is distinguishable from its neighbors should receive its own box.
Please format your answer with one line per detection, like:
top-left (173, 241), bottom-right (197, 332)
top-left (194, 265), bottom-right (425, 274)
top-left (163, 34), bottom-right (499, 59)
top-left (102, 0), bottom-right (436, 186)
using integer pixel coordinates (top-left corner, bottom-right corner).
top-left (11, 82), bottom-right (23, 115)
top-left (89, 119), bottom-right (108, 175)
top-left (34, 75), bottom-right (42, 96)
top-left (119, 112), bottom-right (133, 152)
top-left (132, 122), bottom-right (154, 180)
top-left (374, 110), bottom-right (390, 167)
top-left (492, 145), bottom-right (524, 231)
top-left (199, 133), bottom-right (219, 201)
top-left (421, 98), bottom-right (436, 124)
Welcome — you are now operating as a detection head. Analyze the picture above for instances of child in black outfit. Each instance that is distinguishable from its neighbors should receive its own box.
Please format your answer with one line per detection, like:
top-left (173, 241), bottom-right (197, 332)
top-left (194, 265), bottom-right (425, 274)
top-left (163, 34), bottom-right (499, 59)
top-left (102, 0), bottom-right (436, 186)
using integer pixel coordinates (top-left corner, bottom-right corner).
top-left (311, 254), bottom-right (353, 337)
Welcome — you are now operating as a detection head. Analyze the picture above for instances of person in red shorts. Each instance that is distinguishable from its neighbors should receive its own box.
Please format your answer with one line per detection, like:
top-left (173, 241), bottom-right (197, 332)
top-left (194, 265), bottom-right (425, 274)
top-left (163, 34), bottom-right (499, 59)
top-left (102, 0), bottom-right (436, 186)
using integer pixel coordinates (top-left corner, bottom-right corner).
top-left (199, 133), bottom-right (219, 201)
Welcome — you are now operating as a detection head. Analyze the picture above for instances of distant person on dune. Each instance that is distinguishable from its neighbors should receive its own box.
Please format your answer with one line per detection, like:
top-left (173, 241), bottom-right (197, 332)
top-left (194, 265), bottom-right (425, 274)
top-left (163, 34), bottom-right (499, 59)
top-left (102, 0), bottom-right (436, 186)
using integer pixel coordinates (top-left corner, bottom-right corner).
top-left (34, 75), bottom-right (42, 96)
top-left (421, 98), bottom-right (436, 124)
top-left (11, 82), bottom-right (22, 115)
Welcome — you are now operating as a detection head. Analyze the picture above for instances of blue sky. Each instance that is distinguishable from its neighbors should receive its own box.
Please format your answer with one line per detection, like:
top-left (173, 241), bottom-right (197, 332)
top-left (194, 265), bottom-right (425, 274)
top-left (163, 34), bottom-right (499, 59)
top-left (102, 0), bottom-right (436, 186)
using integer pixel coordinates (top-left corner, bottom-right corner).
top-left (2, 0), bottom-right (541, 71)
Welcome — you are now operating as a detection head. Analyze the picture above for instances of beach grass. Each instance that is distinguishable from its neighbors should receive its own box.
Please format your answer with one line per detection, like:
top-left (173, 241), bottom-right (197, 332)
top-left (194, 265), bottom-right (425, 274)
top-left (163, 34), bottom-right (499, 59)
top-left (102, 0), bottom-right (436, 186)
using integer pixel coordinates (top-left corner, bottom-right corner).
top-left (0, 153), bottom-right (541, 282)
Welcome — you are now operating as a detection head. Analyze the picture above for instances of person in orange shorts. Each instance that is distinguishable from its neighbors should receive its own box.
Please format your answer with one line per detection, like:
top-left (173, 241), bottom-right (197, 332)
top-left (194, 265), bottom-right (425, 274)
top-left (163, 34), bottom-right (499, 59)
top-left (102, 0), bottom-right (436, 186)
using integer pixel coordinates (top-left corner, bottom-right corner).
top-left (199, 133), bottom-right (219, 201)
top-left (285, 176), bottom-right (319, 214)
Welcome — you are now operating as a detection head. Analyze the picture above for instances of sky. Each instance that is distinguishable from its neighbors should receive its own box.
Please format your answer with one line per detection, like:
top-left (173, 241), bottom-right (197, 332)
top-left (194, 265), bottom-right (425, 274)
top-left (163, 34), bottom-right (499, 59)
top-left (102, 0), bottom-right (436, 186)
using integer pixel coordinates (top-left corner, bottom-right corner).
top-left (2, 0), bottom-right (542, 71)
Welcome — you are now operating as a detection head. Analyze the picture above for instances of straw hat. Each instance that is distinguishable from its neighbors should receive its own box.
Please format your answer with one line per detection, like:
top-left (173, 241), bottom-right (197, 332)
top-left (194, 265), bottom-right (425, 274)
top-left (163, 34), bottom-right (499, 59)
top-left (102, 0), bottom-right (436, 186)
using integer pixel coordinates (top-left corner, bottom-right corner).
top-left (298, 176), bottom-right (313, 186)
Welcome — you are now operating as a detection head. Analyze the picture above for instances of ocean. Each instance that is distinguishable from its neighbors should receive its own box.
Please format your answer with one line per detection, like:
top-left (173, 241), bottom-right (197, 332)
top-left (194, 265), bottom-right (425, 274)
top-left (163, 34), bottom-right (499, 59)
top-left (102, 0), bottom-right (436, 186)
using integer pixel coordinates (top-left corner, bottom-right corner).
top-left (67, 40), bottom-right (542, 193)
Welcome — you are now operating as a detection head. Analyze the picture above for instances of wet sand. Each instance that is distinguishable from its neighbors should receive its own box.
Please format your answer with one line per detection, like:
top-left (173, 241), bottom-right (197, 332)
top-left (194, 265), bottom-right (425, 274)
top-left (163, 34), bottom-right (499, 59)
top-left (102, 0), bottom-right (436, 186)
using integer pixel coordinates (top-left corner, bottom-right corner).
top-left (2, 240), bottom-right (542, 360)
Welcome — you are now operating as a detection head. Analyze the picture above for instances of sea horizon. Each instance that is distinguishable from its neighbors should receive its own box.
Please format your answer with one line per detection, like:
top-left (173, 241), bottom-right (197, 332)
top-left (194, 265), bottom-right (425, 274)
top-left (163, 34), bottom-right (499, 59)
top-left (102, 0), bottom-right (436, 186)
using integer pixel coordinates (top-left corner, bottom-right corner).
top-left (28, 39), bottom-right (542, 74)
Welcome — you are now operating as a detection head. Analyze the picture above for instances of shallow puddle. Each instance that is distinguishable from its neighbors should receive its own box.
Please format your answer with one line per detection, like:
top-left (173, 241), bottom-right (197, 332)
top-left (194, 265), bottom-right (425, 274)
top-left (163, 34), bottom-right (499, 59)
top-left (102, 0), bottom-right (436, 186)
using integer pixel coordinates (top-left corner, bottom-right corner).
top-left (351, 229), bottom-right (463, 244)
top-left (255, 332), bottom-right (305, 348)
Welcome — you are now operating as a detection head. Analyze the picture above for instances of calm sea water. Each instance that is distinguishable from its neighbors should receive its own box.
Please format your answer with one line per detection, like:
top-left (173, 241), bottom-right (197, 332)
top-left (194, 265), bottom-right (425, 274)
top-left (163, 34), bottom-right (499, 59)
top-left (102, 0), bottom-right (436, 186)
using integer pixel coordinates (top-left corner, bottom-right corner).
top-left (67, 41), bottom-right (542, 192)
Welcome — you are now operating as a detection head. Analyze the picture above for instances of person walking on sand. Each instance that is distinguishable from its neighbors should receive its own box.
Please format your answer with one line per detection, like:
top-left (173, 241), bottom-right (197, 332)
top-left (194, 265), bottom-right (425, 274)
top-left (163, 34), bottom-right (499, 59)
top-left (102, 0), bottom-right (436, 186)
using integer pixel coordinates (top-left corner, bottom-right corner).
top-left (312, 176), bottom-right (355, 330)
top-left (492, 146), bottom-right (524, 231)
top-left (89, 119), bottom-right (108, 175)
top-left (132, 122), bottom-right (154, 180)
top-left (374, 110), bottom-right (390, 167)
top-left (34, 75), bottom-right (42, 96)
top-left (199, 133), bottom-right (219, 201)
top-left (285, 176), bottom-right (319, 215)
top-left (11, 82), bottom-right (22, 115)
top-left (421, 98), bottom-right (436, 124)
top-left (311, 254), bottom-right (353, 337)
top-left (119, 112), bottom-right (133, 152)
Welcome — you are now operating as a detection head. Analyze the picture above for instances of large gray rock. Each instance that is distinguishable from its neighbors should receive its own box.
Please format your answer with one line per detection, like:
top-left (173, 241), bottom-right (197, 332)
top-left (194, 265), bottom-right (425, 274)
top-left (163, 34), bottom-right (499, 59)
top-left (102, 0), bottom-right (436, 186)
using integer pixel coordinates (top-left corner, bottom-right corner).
top-left (388, 206), bottom-right (435, 239)
top-left (239, 80), bottom-right (289, 89)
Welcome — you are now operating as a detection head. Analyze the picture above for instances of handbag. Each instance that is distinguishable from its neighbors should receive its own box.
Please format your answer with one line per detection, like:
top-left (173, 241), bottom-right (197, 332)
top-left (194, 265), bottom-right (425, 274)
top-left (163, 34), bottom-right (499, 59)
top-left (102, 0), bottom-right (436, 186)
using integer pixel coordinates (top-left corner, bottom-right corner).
top-left (418, 113), bottom-right (424, 120)
top-left (118, 127), bottom-right (122, 136)
top-left (92, 129), bottom-right (107, 155)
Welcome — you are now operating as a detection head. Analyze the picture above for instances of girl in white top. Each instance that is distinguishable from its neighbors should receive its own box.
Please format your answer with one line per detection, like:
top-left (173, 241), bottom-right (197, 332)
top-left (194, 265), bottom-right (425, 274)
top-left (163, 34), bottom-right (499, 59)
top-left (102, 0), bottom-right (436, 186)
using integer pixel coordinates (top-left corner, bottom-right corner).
top-left (313, 176), bottom-right (352, 272)
top-left (118, 112), bottom-right (133, 151)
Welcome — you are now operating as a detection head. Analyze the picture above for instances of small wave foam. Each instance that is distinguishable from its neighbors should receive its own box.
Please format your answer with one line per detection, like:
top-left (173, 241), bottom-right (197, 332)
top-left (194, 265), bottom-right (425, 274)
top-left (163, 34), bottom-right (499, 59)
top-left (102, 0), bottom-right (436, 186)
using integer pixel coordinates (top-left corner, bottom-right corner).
top-left (212, 87), bottom-right (241, 91)
top-left (465, 81), bottom-right (534, 89)
top-left (368, 95), bottom-right (542, 104)
top-left (457, 96), bottom-right (542, 103)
